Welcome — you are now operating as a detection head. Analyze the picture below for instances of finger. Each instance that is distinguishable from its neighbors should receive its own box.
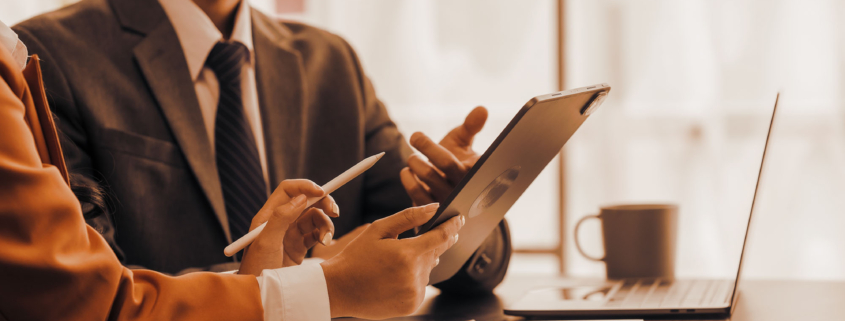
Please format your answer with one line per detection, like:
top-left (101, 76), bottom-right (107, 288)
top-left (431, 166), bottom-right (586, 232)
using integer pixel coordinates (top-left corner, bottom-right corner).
top-left (407, 168), bottom-right (433, 193)
top-left (410, 132), bottom-right (466, 184)
top-left (414, 214), bottom-right (463, 252)
top-left (432, 232), bottom-right (457, 259)
top-left (443, 106), bottom-right (488, 147)
top-left (415, 249), bottom-right (441, 275)
top-left (372, 203), bottom-right (440, 238)
top-left (255, 194), bottom-right (308, 247)
top-left (303, 228), bottom-right (320, 249)
top-left (276, 179), bottom-right (325, 199)
top-left (257, 180), bottom-right (325, 226)
top-left (421, 249), bottom-right (440, 269)
top-left (312, 194), bottom-right (339, 218)
top-left (401, 167), bottom-right (434, 206)
top-left (407, 155), bottom-right (452, 199)
top-left (280, 225), bottom-right (313, 264)
top-left (296, 208), bottom-right (335, 245)
top-left (312, 208), bottom-right (335, 245)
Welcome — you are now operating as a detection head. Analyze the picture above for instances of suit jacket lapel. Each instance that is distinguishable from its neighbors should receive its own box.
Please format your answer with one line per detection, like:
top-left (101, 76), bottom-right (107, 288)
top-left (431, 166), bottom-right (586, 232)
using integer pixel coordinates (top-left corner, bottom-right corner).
top-left (252, 10), bottom-right (307, 187)
top-left (125, 0), bottom-right (231, 241)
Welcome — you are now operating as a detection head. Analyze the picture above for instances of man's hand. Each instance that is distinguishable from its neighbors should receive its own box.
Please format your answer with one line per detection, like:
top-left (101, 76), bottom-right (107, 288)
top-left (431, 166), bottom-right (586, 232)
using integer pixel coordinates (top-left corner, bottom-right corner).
top-left (401, 106), bottom-right (488, 204)
top-left (238, 180), bottom-right (340, 276)
top-left (310, 107), bottom-right (486, 262)
top-left (321, 203), bottom-right (464, 319)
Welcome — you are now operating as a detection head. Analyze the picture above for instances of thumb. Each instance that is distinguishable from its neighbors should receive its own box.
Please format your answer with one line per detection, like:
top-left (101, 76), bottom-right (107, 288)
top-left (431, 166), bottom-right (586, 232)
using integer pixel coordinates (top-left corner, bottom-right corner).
top-left (444, 106), bottom-right (488, 147)
top-left (371, 203), bottom-right (440, 238)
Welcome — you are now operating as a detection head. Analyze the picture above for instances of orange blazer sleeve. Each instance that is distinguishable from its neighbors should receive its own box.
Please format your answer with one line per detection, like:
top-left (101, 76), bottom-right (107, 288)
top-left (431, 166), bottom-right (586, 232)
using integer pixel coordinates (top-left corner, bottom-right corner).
top-left (0, 48), bottom-right (264, 321)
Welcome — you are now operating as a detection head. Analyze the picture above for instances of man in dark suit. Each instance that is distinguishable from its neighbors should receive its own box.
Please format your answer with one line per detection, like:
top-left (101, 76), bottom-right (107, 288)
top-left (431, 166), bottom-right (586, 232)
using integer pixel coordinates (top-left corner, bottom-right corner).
top-left (14, 0), bottom-right (510, 289)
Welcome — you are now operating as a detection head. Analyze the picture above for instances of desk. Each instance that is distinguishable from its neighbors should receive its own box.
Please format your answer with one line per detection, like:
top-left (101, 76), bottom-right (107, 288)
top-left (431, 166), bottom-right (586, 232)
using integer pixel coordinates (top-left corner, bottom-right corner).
top-left (341, 276), bottom-right (845, 320)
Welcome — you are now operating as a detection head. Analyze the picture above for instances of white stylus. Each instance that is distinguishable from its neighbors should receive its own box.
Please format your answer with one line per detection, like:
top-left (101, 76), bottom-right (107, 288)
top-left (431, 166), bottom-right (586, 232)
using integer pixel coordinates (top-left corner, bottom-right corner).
top-left (224, 152), bottom-right (385, 257)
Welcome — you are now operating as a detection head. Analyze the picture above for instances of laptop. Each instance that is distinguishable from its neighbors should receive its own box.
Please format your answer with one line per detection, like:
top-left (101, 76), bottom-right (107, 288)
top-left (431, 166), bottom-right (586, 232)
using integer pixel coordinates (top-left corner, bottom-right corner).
top-left (504, 94), bottom-right (780, 319)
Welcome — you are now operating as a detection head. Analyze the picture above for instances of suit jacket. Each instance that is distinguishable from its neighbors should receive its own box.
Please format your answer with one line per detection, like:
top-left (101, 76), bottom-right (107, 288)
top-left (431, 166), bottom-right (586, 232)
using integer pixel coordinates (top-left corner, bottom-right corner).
top-left (0, 47), bottom-right (263, 320)
top-left (14, 0), bottom-right (415, 274)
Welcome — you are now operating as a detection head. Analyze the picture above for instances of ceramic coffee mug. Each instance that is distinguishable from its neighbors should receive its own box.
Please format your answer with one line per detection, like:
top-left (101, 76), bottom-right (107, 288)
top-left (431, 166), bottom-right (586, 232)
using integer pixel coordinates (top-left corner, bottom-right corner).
top-left (574, 204), bottom-right (678, 279)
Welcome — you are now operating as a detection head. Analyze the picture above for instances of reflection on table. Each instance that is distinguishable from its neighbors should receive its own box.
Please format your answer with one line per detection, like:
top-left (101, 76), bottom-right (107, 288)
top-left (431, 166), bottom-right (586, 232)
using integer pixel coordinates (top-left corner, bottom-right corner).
top-left (339, 276), bottom-right (845, 321)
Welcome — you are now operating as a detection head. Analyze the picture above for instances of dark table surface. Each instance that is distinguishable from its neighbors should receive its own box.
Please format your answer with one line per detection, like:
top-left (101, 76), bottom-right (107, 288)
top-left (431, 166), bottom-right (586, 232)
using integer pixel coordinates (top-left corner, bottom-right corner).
top-left (340, 276), bottom-right (845, 321)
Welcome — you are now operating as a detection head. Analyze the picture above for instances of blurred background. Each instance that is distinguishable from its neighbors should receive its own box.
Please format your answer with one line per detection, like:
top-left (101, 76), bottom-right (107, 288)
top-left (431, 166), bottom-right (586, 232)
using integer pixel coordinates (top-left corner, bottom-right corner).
top-left (4, 0), bottom-right (844, 281)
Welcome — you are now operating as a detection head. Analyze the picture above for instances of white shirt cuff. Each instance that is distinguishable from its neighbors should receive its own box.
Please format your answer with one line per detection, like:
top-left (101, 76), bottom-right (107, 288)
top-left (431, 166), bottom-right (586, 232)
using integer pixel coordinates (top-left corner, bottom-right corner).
top-left (256, 262), bottom-right (331, 321)
top-left (303, 257), bottom-right (325, 264)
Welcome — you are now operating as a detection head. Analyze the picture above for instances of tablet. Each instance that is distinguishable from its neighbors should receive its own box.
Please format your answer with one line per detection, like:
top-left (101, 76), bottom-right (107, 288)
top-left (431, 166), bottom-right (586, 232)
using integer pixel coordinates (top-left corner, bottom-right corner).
top-left (417, 84), bottom-right (611, 284)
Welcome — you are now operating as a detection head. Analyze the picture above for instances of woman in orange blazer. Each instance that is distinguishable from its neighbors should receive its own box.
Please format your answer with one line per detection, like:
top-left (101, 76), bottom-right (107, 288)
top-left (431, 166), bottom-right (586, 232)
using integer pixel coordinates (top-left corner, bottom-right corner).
top-left (0, 44), bottom-right (343, 319)
top-left (0, 35), bottom-right (267, 321)
top-left (0, 31), bottom-right (464, 319)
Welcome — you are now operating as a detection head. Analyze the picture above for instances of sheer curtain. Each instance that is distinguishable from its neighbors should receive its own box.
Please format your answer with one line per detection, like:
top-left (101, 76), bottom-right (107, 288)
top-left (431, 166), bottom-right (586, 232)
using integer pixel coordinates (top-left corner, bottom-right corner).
top-left (565, 0), bottom-right (845, 280)
top-left (0, 0), bottom-right (75, 25)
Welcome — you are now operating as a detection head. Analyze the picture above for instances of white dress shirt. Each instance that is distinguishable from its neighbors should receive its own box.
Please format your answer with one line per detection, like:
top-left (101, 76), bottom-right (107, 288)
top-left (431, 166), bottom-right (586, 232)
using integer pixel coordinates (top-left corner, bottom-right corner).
top-left (0, 19), bottom-right (28, 70)
top-left (159, 0), bottom-right (269, 187)
top-left (157, 1), bottom-right (331, 320)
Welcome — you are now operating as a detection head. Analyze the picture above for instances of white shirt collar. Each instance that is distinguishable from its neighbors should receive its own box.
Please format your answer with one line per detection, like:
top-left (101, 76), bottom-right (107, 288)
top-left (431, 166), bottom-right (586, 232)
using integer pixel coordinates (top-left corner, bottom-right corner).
top-left (157, 0), bottom-right (254, 82)
top-left (0, 19), bottom-right (28, 71)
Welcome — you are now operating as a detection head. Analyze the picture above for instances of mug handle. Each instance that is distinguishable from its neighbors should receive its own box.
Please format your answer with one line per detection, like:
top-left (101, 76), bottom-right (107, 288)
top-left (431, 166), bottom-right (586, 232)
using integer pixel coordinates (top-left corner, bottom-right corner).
top-left (574, 214), bottom-right (605, 261)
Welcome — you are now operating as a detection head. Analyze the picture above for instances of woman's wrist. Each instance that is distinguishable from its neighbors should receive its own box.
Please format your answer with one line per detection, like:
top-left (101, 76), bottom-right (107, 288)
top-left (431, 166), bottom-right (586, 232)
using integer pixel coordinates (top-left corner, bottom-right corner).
top-left (321, 259), bottom-right (351, 318)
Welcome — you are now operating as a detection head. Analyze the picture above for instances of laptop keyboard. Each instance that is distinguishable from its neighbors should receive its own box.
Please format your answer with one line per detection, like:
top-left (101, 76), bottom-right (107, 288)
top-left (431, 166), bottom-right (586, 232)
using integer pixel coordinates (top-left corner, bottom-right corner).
top-left (605, 279), bottom-right (733, 308)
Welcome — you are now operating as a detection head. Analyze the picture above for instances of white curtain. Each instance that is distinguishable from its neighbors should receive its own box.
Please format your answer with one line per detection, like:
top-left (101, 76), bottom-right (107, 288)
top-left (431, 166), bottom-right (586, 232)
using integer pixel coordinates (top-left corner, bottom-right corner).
top-left (0, 0), bottom-right (75, 25)
top-left (566, 0), bottom-right (845, 280)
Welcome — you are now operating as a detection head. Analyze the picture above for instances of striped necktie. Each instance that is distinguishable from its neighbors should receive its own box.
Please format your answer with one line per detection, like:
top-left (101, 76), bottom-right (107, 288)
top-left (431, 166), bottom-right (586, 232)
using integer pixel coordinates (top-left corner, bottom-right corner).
top-left (206, 41), bottom-right (267, 249)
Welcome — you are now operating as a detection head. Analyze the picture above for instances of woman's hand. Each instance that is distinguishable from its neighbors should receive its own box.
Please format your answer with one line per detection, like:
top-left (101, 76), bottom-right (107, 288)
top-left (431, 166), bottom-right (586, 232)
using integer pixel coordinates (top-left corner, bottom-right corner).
top-left (238, 180), bottom-right (339, 276)
top-left (310, 223), bottom-right (369, 260)
top-left (320, 203), bottom-right (464, 319)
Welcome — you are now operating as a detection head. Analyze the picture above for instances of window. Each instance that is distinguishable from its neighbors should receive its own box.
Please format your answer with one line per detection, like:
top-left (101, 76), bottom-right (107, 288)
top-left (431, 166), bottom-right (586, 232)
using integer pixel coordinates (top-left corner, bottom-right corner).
top-left (565, 0), bottom-right (845, 280)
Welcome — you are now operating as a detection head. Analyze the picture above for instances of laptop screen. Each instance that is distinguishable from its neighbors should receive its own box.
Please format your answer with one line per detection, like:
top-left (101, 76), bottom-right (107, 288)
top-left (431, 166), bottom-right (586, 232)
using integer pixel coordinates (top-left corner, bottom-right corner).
top-left (729, 93), bottom-right (780, 310)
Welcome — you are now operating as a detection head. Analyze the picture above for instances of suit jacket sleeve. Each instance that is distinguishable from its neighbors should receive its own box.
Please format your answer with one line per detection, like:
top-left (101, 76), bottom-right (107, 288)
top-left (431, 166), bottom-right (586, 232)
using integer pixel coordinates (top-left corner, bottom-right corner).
top-left (337, 37), bottom-right (512, 290)
top-left (0, 48), bottom-right (264, 321)
top-left (12, 26), bottom-right (130, 260)
top-left (13, 27), bottom-right (241, 275)
top-left (338, 38), bottom-right (416, 223)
